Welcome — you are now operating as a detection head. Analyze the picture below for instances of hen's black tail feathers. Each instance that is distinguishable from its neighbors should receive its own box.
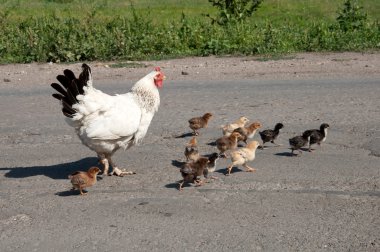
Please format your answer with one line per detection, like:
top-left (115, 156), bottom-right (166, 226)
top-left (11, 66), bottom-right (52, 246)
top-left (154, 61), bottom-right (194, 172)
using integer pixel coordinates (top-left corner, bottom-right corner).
top-left (51, 64), bottom-right (91, 118)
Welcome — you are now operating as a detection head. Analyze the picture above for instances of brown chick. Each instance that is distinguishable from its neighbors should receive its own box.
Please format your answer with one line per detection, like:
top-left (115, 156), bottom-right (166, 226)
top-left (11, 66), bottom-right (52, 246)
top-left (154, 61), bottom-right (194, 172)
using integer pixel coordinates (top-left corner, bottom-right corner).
top-left (179, 157), bottom-right (210, 190)
top-left (188, 113), bottom-right (213, 136)
top-left (215, 131), bottom-right (241, 158)
top-left (233, 122), bottom-right (262, 145)
top-left (184, 137), bottom-right (199, 161)
top-left (221, 116), bottom-right (249, 136)
top-left (226, 140), bottom-right (260, 175)
top-left (68, 166), bottom-right (101, 195)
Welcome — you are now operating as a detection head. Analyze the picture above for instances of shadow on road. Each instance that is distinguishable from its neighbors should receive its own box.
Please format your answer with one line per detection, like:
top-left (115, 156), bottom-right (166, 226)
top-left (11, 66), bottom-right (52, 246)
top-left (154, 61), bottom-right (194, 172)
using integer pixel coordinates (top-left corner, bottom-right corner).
top-left (275, 152), bottom-right (294, 157)
top-left (214, 167), bottom-right (243, 175)
top-left (174, 132), bottom-right (193, 138)
top-left (171, 160), bottom-right (186, 168)
top-left (207, 141), bottom-right (216, 146)
top-left (0, 157), bottom-right (99, 180)
top-left (164, 182), bottom-right (180, 190)
top-left (55, 190), bottom-right (85, 197)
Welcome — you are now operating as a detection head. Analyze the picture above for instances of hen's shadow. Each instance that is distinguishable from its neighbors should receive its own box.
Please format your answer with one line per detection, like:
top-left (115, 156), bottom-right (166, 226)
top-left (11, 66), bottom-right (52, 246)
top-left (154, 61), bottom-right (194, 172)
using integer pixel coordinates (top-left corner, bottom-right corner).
top-left (0, 157), bottom-right (99, 180)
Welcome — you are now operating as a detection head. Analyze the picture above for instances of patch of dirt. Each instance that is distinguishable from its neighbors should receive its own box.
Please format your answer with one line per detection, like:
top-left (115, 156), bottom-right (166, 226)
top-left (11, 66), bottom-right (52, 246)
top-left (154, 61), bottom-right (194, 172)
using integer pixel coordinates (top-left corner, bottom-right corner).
top-left (1, 52), bottom-right (379, 87)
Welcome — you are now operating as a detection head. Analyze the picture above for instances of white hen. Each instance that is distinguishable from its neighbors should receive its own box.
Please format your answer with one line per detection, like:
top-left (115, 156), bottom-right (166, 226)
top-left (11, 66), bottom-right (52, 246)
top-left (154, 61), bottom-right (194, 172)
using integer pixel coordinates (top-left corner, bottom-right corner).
top-left (51, 64), bottom-right (165, 176)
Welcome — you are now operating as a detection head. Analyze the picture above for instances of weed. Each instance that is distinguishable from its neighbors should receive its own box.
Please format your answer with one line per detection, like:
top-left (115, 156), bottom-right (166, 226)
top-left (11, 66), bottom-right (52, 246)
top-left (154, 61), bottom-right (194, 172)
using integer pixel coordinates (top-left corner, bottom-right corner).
top-left (0, 0), bottom-right (378, 63)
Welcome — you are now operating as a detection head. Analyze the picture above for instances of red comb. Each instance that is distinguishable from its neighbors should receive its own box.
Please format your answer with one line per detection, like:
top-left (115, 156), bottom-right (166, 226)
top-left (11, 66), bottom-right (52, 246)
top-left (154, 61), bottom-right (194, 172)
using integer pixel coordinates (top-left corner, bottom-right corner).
top-left (154, 66), bottom-right (161, 72)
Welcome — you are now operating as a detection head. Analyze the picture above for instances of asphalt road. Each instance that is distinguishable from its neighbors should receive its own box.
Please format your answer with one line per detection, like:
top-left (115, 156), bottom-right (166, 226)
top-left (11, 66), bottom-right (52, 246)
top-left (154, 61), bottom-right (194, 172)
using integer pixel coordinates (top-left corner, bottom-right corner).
top-left (0, 77), bottom-right (379, 251)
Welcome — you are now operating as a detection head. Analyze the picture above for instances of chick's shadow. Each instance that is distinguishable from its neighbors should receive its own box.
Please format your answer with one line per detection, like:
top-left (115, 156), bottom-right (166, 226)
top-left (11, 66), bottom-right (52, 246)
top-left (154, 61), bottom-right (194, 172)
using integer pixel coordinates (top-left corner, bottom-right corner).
top-left (0, 157), bottom-right (99, 180)
top-left (171, 160), bottom-right (186, 168)
top-left (174, 133), bottom-right (194, 138)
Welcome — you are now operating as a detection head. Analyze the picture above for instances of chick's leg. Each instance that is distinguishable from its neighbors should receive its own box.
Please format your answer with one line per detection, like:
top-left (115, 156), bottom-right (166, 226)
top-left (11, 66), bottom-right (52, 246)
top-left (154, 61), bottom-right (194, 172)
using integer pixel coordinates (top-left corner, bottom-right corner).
top-left (271, 140), bottom-right (282, 147)
top-left (195, 179), bottom-right (204, 187)
top-left (260, 142), bottom-right (267, 149)
top-left (226, 163), bottom-right (235, 175)
top-left (178, 180), bottom-right (185, 191)
top-left (107, 155), bottom-right (136, 177)
top-left (79, 187), bottom-right (87, 196)
top-left (243, 163), bottom-right (256, 172)
top-left (308, 143), bottom-right (315, 152)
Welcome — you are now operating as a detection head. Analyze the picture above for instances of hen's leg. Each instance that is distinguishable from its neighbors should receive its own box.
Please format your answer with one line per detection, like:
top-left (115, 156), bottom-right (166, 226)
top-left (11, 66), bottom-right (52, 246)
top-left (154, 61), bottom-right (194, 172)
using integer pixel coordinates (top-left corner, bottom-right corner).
top-left (107, 155), bottom-right (136, 177)
top-left (97, 153), bottom-right (109, 176)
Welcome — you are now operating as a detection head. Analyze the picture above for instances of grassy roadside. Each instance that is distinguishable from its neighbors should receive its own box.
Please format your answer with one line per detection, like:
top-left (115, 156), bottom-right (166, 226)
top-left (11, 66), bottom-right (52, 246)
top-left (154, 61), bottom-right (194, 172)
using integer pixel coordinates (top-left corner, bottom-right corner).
top-left (0, 0), bottom-right (379, 63)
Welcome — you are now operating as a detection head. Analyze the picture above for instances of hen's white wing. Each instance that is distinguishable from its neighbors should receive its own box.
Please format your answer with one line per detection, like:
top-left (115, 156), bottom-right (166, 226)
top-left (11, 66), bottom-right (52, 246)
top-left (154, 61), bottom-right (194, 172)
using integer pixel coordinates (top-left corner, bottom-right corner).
top-left (73, 91), bottom-right (142, 140)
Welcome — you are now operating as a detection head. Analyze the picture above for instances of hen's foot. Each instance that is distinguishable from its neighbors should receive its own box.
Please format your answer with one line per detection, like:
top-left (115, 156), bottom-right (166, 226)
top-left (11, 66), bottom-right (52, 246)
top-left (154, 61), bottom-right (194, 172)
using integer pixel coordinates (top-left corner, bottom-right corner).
top-left (111, 167), bottom-right (136, 177)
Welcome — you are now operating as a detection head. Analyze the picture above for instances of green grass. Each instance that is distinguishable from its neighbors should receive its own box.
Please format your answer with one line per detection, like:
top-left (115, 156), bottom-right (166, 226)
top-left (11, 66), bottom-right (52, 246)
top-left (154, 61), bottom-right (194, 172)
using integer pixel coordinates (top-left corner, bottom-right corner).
top-left (3, 0), bottom-right (380, 24)
top-left (0, 0), bottom-right (379, 63)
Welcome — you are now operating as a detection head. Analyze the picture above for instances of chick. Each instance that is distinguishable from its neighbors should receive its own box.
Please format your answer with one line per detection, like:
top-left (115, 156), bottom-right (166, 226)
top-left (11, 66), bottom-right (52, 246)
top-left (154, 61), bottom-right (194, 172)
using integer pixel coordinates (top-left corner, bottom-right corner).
top-left (205, 152), bottom-right (220, 180)
top-left (188, 113), bottom-right (213, 136)
top-left (184, 136), bottom-right (199, 161)
top-left (259, 123), bottom-right (284, 148)
top-left (179, 157), bottom-right (210, 190)
top-left (233, 122), bottom-right (262, 145)
top-left (221, 116), bottom-right (249, 136)
top-left (226, 141), bottom-right (260, 175)
top-left (68, 166), bottom-right (101, 195)
top-left (289, 131), bottom-right (313, 156)
top-left (215, 131), bottom-right (241, 157)
top-left (303, 123), bottom-right (330, 152)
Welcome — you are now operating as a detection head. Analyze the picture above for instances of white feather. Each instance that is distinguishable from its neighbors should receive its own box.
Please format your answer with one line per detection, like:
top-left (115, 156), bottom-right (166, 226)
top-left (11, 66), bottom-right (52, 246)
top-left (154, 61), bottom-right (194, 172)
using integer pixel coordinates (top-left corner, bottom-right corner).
top-left (64, 69), bottom-right (160, 154)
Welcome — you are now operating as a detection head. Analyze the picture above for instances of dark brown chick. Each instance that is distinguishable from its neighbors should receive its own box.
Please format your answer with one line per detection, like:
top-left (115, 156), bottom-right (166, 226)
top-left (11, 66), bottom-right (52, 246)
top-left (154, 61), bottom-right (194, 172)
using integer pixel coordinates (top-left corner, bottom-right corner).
top-left (179, 157), bottom-right (210, 190)
top-left (233, 122), bottom-right (262, 145)
top-left (259, 123), bottom-right (284, 148)
top-left (215, 131), bottom-right (241, 157)
top-left (68, 167), bottom-right (101, 195)
top-left (188, 113), bottom-right (213, 136)
top-left (205, 152), bottom-right (220, 180)
top-left (184, 137), bottom-right (199, 161)
top-left (303, 123), bottom-right (330, 152)
top-left (289, 131), bottom-right (313, 156)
